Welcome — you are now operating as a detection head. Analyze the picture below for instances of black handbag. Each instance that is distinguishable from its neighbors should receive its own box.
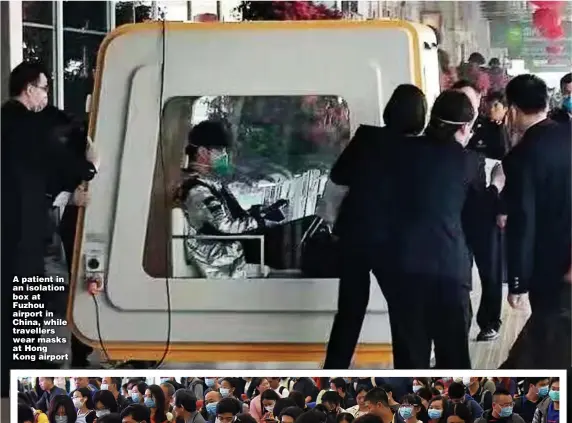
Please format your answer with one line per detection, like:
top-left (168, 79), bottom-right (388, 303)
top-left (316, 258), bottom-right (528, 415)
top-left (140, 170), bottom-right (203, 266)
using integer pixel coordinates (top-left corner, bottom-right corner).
top-left (299, 217), bottom-right (340, 278)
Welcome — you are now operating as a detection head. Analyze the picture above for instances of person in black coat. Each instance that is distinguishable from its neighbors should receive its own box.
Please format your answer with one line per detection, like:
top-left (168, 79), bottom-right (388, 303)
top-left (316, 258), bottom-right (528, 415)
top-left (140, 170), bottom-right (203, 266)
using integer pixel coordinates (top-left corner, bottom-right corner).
top-left (323, 84), bottom-right (428, 369)
top-left (325, 90), bottom-right (487, 370)
top-left (548, 72), bottom-right (571, 124)
top-left (499, 75), bottom-right (571, 369)
top-left (465, 91), bottom-right (510, 342)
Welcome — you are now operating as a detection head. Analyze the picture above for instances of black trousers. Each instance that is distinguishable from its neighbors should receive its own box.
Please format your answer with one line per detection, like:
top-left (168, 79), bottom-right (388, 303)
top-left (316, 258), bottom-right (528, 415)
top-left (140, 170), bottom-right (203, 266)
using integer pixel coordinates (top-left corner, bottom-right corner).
top-left (474, 225), bottom-right (504, 332)
top-left (323, 245), bottom-right (388, 369)
top-left (501, 283), bottom-right (570, 369)
top-left (324, 245), bottom-right (472, 369)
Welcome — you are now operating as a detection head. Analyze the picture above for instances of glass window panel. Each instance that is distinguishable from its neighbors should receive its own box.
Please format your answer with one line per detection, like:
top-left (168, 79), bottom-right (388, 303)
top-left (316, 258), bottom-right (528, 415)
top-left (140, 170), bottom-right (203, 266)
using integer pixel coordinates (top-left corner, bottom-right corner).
top-left (22, 26), bottom-right (54, 104)
top-left (22, 1), bottom-right (54, 25)
top-left (63, 31), bottom-right (104, 117)
top-left (63, 0), bottom-right (107, 31)
top-left (144, 95), bottom-right (350, 279)
top-left (115, 1), bottom-right (154, 26)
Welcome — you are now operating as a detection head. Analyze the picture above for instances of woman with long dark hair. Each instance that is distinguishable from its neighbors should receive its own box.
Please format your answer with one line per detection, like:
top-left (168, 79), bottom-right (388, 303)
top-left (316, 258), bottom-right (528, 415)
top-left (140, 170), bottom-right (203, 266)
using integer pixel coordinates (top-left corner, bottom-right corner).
top-left (144, 385), bottom-right (168, 423)
top-left (48, 395), bottom-right (77, 423)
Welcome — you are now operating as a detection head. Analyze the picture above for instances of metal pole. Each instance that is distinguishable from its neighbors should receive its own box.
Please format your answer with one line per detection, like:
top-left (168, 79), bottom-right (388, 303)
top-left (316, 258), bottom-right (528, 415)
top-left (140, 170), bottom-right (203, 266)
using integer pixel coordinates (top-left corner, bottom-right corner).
top-left (186, 1), bottom-right (193, 21)
top-left (54, 0), bottom-right (64, 109)
top-left (108, 1), bottom-right (116, 31)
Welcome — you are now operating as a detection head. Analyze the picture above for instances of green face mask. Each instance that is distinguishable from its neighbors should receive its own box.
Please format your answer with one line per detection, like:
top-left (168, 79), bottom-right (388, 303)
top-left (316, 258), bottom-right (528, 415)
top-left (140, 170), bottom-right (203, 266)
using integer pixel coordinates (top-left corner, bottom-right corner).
top-left (212, 152), bottom-right (231, 176)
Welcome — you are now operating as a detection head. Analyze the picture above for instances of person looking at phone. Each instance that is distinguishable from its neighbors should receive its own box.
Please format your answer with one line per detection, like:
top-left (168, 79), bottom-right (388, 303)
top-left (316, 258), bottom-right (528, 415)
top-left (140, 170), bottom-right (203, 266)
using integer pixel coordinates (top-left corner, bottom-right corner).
top-left (259, 389), bottom-right (280, 423)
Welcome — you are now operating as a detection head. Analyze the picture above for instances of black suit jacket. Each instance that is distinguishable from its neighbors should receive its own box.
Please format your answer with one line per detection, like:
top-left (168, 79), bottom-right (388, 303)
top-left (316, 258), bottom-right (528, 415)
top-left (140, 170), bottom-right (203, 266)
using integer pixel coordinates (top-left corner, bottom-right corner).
top-left (502, 119), bottom-right (571, 295)
top-left (336, 128), bottom-right (484, 286)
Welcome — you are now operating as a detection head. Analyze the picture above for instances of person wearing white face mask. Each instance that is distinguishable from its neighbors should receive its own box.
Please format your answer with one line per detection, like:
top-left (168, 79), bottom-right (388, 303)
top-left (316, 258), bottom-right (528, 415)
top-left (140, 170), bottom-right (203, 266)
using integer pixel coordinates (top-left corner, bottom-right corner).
top-left (343, 90), bottom-right (482, 369)
top-left (72, 388), bottom-right (96, 423)
top-left (93, 390), bottom-right (118, 421)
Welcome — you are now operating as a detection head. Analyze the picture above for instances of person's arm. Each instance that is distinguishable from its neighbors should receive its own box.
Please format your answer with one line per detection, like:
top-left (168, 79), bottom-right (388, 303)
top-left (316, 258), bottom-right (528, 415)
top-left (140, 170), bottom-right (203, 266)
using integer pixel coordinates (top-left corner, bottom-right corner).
top-left (472, 400), bottom-right (484, 418)
top-left (185, 184), bottom-right (260, 234)
top-left (483, 391), bottom-right (493, 412)
top-left (329, 125), bottom-right (370, 186)
top-left (35, 392), bottom-right (48, 413)
top-left (249, 397), bottom-right (261, 422)
top-left (462, 152), bottom-right (489, 254)
top-left (502, 150), bottom-right (536, 294)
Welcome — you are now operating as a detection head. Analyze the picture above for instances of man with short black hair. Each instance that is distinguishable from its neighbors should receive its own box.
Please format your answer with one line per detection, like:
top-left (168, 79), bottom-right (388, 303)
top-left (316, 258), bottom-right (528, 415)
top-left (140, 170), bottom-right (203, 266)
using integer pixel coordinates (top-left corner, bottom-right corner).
top-left (448, 382), bottom-right (484, 420)
top-left (364, 388), bottom-right (400, 423)
top-left (216, 397), bottom-right (242, 420)
top-left (329, 378), bottom-right (355, 409)
top-left (500, 74), bottom-right (571, 369)
top-left (121, 404), bottom-right (151, 423)
top-left (514, 378), bottom-right (550, 423)
top-left (103, 377), bottom-right (128, 411)
top-left (475, 388), bottom-right (525, 423)
top-left (173, 389), bottom-right (206, 423)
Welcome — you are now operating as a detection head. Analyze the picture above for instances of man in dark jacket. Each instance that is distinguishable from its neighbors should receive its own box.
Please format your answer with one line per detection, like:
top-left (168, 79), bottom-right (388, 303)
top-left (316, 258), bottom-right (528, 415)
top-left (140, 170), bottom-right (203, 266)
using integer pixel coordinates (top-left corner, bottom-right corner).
top-left (500, 75), bottom-right (571, 369)
top-left (1, 62), bottom-right (97, 395)
top-left (502, 75), bottom-right (571, 314)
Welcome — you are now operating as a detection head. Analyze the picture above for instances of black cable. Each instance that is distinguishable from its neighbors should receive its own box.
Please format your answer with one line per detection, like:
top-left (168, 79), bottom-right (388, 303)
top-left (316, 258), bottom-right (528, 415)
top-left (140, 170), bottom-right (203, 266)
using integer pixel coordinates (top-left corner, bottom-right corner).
top-left (90, 16), bottom-right (171, 369)
top-left (92, 294), bottom-right (112, 364)
top-left (154, 14), bottom-right (172, 369)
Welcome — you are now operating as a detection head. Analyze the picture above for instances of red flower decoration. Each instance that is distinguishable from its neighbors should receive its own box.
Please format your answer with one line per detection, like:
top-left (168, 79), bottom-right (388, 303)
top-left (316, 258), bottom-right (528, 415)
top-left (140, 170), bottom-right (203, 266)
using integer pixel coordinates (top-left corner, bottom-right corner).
top-left (529, 0), bottom-right (563, 9)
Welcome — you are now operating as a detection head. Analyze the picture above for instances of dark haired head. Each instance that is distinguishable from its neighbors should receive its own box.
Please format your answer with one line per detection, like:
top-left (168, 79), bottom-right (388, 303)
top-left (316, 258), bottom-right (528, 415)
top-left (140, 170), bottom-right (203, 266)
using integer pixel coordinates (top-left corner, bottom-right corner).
top-left (330, 378), bottom-right (347, 392)
top-left (336, 413), bottom-right (355, 423)
top-left (146, 385), bottom-right (167, 423)
top-left (186, 120), bottom-right (231, 155)
top-left (426, 90), bottom-right (475, 144)
top-left (96, 413), bottom-right (122, 423)
top-left (261, 388), bottom-right (280, 402)
top-left (135, 382), bottom-right (148, 396)
top-left (489, 58), bottom-right (501, 67)
top-left (120, 404), bottom-right (151, 423)
top-left (449, 402), bottom-right (473, 423)
top-left (353, 415), bottom-right (384, 423)
top-left (468, 52), bottom-right (485, 66)
top-left (505, 74), bottom-right (548, 115)
top-left (486, 91), bottom-right (507, 106)
top-left (93, 390), bottom-right (119, 413)
top-left (216, 397), bottom-right (242, 416)
top-left (560, 72), bottom-right (572, 90)
top-left (274, 398), bottom-right (296, 418)
top-left (174, 389), bottom-right (197, 413)
top-left (416, 387), bottom-right (433, 402)
top-left (321, 390), bottom-right (342, 408)
top-left (447, 382), bottom-right (466, 401)
top-left (279, 406), bottom-right (304, 422)
top-left (237, 413), bottom-right (258, 423)
top-left (287, 391), bottom-right (306, 409)
top-left (72, 387), bottom-right (95, 410)
top-left (296, 410), bottom-right (328, 423)
top-left (383, 84), bottom-right (427, 135)
top-left (48, 395), bottom-right (77, 423)
top-left (9, 61), bottom-right (50, 97)
top-left (18, 404), bottom-right (34, 423)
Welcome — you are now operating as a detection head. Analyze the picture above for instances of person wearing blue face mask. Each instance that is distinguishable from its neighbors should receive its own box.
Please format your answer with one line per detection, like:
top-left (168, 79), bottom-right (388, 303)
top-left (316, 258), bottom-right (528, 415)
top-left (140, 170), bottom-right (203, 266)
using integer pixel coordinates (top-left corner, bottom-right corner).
top-left (398, 394), bottom-right (425, 423)
top-left (474, 388), bottom-right (525, 423)
top-left (549, 73), bottom-right (572, 124)
top-left (427, 396), bottom-right (448, 423)
top-left (513, 377), bottom-right (550, 423)
top-left (202, 391), bottom-right (223, 423)
top-left (131, 383), bottom-right (149, 407)
top-left (532, 378), bottom-right (560, 423)
top-left (144, 385), bottom-right (168, 423)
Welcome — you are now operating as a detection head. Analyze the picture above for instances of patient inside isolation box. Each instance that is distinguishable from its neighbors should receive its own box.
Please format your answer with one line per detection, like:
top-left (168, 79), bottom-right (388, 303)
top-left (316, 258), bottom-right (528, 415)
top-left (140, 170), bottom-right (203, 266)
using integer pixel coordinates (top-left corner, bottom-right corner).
top-left (144, 95), bottom-right (350, 279)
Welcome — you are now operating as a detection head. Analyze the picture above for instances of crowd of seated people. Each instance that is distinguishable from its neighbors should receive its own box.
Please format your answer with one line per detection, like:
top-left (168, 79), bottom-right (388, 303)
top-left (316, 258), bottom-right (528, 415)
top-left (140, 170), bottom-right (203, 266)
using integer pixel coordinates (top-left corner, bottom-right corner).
top-left (17, 376), bottom-right (561, 423)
